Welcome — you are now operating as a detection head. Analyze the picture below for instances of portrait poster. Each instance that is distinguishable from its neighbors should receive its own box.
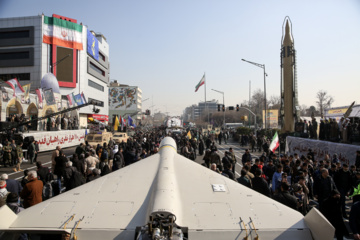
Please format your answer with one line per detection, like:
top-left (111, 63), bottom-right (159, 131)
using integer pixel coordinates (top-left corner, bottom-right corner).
top-left (44, 88), bottom-right (56, 106)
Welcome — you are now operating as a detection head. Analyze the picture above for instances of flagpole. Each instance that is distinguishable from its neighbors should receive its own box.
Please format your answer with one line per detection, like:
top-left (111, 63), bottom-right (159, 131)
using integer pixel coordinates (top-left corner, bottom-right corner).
top-left (204, 72), bottom-right (209, 123)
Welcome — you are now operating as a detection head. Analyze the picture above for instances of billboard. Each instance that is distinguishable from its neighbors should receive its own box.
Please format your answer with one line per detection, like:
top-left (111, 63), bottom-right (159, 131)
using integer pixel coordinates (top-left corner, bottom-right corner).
top-left (262, 109), bottom-right (279, 129)
top-left (109, 87), bottom-right (138, 110)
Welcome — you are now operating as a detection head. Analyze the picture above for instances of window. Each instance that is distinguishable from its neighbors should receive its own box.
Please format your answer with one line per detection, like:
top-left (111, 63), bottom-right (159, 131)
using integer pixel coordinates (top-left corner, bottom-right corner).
top-left (0, 48), bottom-right (34, 67)
top-left (0, 30), bottom-right (30, 39)
top-left (88, 98), bottom-right (104, 107)
top-left (0, 26), bottom-right (34, 47)
top-left (0, 73), bottom-right (30, 82)
top-left (90, 62), bottom-right (105, 76)
top-left (88, 79), bottom-right (104, 92)
top-left (0, 51), bottom-right (29, 60)
top-left (99, 52), bottom-right (105, 61)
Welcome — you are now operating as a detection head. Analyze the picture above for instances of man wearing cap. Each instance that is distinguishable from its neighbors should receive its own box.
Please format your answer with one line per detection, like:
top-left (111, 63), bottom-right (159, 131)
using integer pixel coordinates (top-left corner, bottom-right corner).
top-left (0, 180), bottom-right (8, 199)
top-left (0, 173), bottom-right (22, 196)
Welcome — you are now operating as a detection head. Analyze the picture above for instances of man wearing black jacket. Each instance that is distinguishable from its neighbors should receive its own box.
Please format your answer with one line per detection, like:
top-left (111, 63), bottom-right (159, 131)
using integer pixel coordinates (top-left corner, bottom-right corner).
top-left (334, 164), bottom-right (352, 218)
top-left (273, 182), bottom-right (298, 210)
top-left (252, 168), bottom-right (270, 197)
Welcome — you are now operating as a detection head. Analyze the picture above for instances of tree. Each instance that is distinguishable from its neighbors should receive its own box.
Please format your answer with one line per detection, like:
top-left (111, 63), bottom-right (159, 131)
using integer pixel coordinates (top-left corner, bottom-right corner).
top-left (299, 104), bottom-right (308, 116)
top-left (316, 90), bottom-right (334, 117)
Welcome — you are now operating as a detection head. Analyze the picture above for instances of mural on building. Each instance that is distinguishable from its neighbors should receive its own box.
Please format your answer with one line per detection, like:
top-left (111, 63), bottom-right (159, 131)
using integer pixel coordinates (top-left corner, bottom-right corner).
top-left (109, 87), bottom-right (137, 110)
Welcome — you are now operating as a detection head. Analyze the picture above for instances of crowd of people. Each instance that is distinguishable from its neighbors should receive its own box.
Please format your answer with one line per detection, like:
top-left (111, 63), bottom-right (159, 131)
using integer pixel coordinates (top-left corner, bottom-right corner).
top-left (296, 117), bottom-right (360, 144)
top-left (197, 129), bottom-right (360, 240)
top-left (0, 127), bottom-right (359, 239)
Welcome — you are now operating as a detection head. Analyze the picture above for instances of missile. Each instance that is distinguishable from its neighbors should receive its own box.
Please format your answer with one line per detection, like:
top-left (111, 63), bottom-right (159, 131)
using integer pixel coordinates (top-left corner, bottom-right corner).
top-left (281, 16), bottom-right (298, 133)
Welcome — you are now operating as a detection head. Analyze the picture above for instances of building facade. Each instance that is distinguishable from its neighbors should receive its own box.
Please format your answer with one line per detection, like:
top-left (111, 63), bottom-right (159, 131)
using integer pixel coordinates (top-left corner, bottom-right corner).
top-left (183, 100), bottom-right (218, 121)
top-left (0, 14), bottom-right (109, 127)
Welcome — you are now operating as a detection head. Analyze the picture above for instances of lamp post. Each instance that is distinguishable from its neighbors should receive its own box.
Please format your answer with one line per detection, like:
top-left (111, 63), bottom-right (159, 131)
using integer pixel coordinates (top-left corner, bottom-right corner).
top-left (242, 58), bottom-right (268, 129)
top-left (211, 89), bottom-right (225, 127)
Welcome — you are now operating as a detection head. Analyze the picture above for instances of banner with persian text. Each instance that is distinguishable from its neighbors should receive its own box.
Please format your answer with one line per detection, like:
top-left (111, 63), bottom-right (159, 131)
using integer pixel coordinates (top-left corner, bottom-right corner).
top-left (285, 136), bottom-right (358, 166)
top-left (23, 129), bottom-right (85, 152)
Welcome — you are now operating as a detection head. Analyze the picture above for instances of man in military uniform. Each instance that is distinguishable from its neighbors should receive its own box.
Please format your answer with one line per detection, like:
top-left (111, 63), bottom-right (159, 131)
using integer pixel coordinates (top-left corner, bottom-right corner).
top-left (14, 142), bottom-right (24, 172)
top-left (28, 139), bottom-right (36, 164)
top-left (3, 141), bottom-right (12, 167)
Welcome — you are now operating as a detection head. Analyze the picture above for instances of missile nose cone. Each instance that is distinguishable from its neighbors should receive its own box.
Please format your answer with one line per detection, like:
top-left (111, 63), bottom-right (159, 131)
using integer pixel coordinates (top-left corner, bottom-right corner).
top-left (282, 17), bottom-right (293, 44)
top-left (285, 19), bottom-right (290, 35)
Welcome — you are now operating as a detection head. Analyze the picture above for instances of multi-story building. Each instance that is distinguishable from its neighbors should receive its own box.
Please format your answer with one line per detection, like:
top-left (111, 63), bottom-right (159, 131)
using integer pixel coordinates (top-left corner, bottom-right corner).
top-left (108, 81), bottom-right (142, 124)
top-left (0, 14), bottom-right (109, 127)
top-left (184, 99), bottom-right (218, 121)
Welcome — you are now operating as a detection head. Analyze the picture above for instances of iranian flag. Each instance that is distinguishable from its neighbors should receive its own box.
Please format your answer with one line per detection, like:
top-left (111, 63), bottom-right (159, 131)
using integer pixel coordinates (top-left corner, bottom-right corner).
top-left (6, 78), bottom-right (24, 96)
top-left (195, 74), bottom-right (205, 92)
top-left (43, 16), bottom-right (83, 50)
top-left (269, 132), bottom-right (279, 152)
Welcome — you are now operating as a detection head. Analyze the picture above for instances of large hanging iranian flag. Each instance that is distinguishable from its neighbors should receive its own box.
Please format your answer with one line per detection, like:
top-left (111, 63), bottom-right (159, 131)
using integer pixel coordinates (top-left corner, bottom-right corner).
top-left (269, 132), bottom-right (279, 152)
top-left (43, 16), bottom-right (83, 50)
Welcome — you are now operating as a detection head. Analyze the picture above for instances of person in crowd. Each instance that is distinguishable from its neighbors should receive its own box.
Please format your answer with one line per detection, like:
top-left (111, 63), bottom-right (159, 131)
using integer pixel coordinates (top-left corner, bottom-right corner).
top-left (1, 173), bottom-right (22, 196)
top-left (36, 161), bottom-right (50, 185)
top-left (350, 201), bottom-right (360, 240)
top-left (241, 149), bottom-right (252, 166)
top-left (334, 163), bottom-right (353, 218)
top-left (20, 170), bottom-right (43, 208)
top-left (273, 182), bottom-right (298, 210)
top-left (272, 164), bottom-right (283, 194)
top-left (54, 150), bottom-right (67, 194)
top-left (314, 168), bottom-right (337, 209)
top-left (27, 139), bottom-right (36, 164)
top-left (237, 169), bottom-right (251, 188)
top-left (252, 168), bottom-right (270, 197)
top-left (321, 189), bottom-right (349, 240)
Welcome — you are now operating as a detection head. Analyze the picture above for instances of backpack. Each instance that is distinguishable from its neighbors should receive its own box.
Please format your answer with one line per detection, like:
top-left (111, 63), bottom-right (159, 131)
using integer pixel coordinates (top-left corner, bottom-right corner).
top-left (43, 181), bottom-right (54, 200)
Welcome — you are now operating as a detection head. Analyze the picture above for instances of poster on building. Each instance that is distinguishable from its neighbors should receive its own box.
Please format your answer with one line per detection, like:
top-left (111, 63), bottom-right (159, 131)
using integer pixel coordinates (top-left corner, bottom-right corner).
top-left (2, 88), bottom-right (9, 102)
top-left (109, 87), bottom-right (138, 110)
top-left (262, 109), bottom-right (279, 129)
top-left (43, 88), bottom-right (56, 106)
top-left (285, 136), bottom-right (358, 166)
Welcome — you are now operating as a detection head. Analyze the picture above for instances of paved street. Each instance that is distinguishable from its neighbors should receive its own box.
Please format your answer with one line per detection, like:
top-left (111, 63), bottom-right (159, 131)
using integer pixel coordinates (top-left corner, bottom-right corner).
top-left (0, 146), bottom-right (77, 181)
top-left (193, 139), bottom-right (262, 177)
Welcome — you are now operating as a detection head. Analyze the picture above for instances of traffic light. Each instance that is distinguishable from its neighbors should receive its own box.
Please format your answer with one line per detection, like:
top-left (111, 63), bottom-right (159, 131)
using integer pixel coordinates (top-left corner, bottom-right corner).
top-left (228, 106), bottom-right (234, 110)
top-left (218, 104), bottom-right (220, 112)
top-left (236, 104), bottom-right (239, 111)
top-left (145, 109), bottom-right (151, 115)
top-left (222, 105), bottom-right (225, 112)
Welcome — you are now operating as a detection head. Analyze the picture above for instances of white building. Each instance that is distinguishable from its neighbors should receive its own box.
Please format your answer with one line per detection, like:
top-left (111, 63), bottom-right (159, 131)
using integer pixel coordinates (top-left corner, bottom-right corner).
top-left (0, 14), bottom-right (110, 127)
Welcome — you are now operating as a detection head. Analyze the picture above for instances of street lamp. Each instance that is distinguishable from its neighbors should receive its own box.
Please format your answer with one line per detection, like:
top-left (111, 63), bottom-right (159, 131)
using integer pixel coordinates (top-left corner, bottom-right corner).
top-left (242, 58), bottom-right (268, 129)
top-left (211, 89), bottom-right (225, 127)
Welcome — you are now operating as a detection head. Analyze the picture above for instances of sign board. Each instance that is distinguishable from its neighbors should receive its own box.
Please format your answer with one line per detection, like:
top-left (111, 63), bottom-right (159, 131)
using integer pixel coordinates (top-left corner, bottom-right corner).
top-left (23, 129), bottom-right (85, 152)
top-left (262, 109), bottom-right (279, 128)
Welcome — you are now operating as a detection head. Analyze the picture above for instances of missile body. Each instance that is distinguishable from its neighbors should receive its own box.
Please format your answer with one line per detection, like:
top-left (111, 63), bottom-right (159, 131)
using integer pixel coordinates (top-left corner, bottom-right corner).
top-left (281, 18), bottom-right (297, 132)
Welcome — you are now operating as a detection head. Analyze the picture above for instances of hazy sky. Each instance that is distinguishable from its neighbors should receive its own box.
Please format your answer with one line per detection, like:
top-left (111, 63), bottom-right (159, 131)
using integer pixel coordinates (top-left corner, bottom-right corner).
top-left (1, 0), bottom-right (360, 116)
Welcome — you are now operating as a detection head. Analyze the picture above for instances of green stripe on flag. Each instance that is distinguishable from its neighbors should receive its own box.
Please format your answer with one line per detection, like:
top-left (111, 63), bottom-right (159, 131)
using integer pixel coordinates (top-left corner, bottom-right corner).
top-left (44, 16), bottom-right (83, 32)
